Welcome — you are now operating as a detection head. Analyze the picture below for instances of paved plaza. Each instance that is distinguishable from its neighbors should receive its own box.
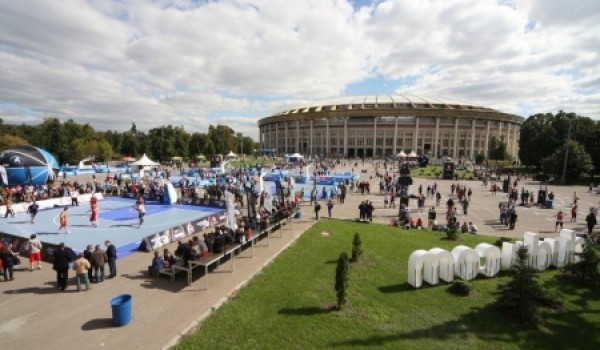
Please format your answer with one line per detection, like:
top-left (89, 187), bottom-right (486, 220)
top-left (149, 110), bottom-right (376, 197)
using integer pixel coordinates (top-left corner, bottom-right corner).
top-left (1, 162), bottom-right (598, 350)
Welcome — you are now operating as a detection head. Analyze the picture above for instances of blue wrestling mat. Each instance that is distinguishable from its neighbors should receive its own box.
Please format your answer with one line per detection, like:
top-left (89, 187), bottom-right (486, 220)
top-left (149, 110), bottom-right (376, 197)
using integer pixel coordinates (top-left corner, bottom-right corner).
top-left (0, 197), bottom-right (224, 260)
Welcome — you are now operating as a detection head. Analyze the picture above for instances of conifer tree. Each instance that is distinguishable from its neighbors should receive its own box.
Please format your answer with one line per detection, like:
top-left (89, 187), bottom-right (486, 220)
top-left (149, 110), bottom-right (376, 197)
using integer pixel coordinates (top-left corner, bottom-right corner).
top-left (335, 252), bottom-right (349, 310)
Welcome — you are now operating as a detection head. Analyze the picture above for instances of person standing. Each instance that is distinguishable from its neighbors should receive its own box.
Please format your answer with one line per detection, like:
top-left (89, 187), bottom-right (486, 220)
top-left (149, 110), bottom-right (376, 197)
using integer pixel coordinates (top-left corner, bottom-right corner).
top-left (586, 208), bottom-right (597, 236)
top-left (72, 253), bottom-right (91, 291)
top-left (70, 187), bottom-right (79, 206)
top-left (314, 201), bottom-right (321, 220)
top-left (555, 210), bottom-right (564, 232)
top-left (4, 196), bottom-right (15, 218)
top-left (89, 197), bottom-right (99, 227)
top-left (327, 199), bottom-right (334, 218)
top-left (27, 234), bottom-right (43, 271)
top-left (92, 245), bottom-right (107, 282)
top-left (570, 204), bottom-right (578, 223)
top-left (28, 200), bottom-right (39, 224)
top-left (52, 242), bottom-right (72, 291)
top-left (105, 240), bottom-right (117, 279)
top-left (57, 207), bottom-right (70, 234)
top-left (0, 243), bottom-right (17, 281)
top-left (427, 207), bottom-right (437, 229)
top-left (83, 244), bottom-right (95, 283)
top-left (135, 197), bottom-right (145, 227)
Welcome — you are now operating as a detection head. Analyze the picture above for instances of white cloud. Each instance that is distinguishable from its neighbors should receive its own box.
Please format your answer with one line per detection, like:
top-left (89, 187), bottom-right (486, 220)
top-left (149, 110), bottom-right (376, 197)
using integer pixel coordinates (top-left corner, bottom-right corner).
top-left (0, 0), bottom-right (598, 142)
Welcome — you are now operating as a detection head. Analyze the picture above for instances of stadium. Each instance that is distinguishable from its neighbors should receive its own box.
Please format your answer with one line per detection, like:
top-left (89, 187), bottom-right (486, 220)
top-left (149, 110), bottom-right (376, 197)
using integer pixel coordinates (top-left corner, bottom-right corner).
top-left (257, 95), bottom-right (524, 160)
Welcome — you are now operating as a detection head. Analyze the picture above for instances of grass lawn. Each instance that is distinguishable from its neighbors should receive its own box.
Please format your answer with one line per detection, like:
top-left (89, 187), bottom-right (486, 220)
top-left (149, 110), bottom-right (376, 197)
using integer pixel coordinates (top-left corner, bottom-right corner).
top-left (176, 221), bottom-right (600, 350)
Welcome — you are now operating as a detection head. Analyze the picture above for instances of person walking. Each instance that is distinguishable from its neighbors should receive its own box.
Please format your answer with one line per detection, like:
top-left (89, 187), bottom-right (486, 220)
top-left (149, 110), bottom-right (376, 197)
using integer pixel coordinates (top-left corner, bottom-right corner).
top-left (91, 245), bottom-right (107, 283)
top-left (4, 196), bottom-right (15, 218)
top-left (57, 207), bottom-right (70, 234)
top-left (586, 208), bottom-right (597, 236)
top-left (134, 197), bottom-right (145, 227)
top-left (72, 253), bottom-right (91, 291)
top-left (52, 242), bottom-right (73, 291)
top-left (83, 244), bottom-right (94, 283)
top-left (89, 197), bottom-right (99, 227)
top-left (314, 201), bottom-right (321, 220)
top-left (27, 234), bottom-right (43, 271)
top-left (105, 240), bottom-right (117, 279)
top-left (0, 243), bottom-right (17, 281)
top-left (28, 200), bottom-right (39, 224)
top-left (327, 199), bottom-right (334, 218)
top-left (555, 210), bottom-right (564, 232)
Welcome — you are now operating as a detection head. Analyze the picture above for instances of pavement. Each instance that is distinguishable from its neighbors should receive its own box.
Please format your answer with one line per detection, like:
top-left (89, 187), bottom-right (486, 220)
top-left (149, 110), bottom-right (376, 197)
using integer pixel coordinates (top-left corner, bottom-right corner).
top-left (1, 162), bottom-right (598, 350)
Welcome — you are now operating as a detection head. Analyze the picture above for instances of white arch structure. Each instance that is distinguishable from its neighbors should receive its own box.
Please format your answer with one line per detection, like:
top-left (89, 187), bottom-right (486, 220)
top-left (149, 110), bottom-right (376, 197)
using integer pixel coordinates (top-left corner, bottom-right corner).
top-left (408, 228), bottom-right (588, 288)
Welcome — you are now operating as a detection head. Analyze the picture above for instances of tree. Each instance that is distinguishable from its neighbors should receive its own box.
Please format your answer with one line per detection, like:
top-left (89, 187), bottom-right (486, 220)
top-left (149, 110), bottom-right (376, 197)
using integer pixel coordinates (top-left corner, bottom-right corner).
top-left (495, 246), bottom-right (546, 325)
top-left (488, 136), bottom-right (510, 161)
top-left (0, 134), bottom-right (29, 150)
top-left (519, 113), bottom-right (558, 168)
top-left (474, 152), bottom-right (485, 165)
top-left (563, 237), bottom-right (600, 286)
top-left (208, 124), bottom-right (235, 155)
top-left (335, 252), bottom-right (349, 310)
top-left (351, 233), bottom-right (362, 262)
top-left (541, 140), bottom-right (593, 184)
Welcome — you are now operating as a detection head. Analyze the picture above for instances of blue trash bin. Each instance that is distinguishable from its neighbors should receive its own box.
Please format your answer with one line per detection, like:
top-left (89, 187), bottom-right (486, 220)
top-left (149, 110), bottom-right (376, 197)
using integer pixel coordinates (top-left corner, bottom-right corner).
top-left (294, 211), bottom-right (302, 219)
top-left (111, 294), bottom-right (132, 327)
top-left (545, 200), bottom-right (553, 209)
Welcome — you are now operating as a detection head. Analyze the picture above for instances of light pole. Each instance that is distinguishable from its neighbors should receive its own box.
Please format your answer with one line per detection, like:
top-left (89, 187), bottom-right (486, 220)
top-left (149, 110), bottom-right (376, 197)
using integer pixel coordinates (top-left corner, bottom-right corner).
top-left (560, 117), bottom-right (573, 185)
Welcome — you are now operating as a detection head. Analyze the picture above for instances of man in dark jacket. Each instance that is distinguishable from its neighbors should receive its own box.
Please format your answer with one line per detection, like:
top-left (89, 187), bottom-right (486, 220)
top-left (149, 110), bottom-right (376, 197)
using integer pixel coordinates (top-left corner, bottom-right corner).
top-left (586, 208), bottom-right (597, 236)
top-left (53, 242), bottom-right (73, 290)
top-left (105, 240), bottom-right (117, 278)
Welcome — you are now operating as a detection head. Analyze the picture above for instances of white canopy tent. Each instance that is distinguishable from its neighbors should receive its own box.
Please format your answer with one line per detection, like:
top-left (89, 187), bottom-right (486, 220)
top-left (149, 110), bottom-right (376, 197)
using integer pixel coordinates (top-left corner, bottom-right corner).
top-left (130, 153), bottom-right (159, 167)
top-left (289, 153), bottom-right (304, 162)
top-left (225, 151), bottom-right (237, 160)
top-left (407, 151), bottom-right (418, 159)
top-left (396, 151), bottom-right (407, 158)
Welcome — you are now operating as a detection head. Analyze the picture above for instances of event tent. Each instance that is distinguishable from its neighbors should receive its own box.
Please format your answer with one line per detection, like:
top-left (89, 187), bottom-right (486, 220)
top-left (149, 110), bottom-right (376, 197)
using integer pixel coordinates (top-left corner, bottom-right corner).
top-left (225, 151), bottom-right (237, 160)
top-left (130, 153), bottom-right (159, 167)
top-left (396, 151), bottom-right (407, 158)
top-left (289, 153), bottom-right (304, 162)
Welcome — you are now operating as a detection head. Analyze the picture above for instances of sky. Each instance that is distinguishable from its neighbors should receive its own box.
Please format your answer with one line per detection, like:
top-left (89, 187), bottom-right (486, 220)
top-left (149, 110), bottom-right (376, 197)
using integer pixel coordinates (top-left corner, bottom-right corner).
top-left (0, 0), bottom-right (598, 140)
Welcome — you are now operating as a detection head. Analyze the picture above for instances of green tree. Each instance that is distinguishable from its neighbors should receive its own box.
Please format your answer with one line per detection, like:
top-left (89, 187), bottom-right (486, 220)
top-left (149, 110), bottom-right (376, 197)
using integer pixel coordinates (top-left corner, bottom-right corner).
top-left (0, 134), bottom-right (29, 149)
top-left (474, 152), bottom-right (485, 165)
top-left (488, 136), bottom-right (510, 161)
top-left (541, 140), bottom-right (593, 184)
top-left (208, 124), bottom-right (235, 155)
top-left (495, 246), bottom-right (547, 325)
top-left (519, 113), bottom-right (558, 168)
top-left (563, 237), bottom-right (600, 286)
top-left (335, 252), bottom-right (349, 310)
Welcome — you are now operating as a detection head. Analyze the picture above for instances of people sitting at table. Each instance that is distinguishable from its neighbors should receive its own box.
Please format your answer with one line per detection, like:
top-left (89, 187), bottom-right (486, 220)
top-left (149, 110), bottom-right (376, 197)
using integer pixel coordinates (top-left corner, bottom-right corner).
top-left (148, 251), bottom-right (165, 277)
top-left (163, 248), bottom-right (177, 268)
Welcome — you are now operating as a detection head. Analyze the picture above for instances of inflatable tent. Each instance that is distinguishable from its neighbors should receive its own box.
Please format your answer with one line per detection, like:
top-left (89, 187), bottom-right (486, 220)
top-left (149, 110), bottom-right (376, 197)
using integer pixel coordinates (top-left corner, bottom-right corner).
top-left (289, 153), bottom-right (304, 162)
top-left (0, 145), bottom-right (59, 186)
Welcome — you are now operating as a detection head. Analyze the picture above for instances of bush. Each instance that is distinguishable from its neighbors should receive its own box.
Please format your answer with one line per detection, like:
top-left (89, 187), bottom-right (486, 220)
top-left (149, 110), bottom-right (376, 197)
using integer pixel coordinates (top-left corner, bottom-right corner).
top-left (563, 237), bottom-right (600, 286)
top-left (495, 245), bottom-right (553, 325)
top-left (351, 233), bottom-right (362, 262)
top-left (335, 252), bottom-right (349, 310)
top-left (446, 226), bottom-right (459, 241)
top-left (448, 279), bottom-right (472, 296)
top-left (494, 237), bottom-right (512, 248)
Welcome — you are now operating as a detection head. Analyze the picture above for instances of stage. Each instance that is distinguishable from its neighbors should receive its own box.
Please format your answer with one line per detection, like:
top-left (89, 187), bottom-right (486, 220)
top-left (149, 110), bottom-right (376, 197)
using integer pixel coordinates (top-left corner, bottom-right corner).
top-left (0, 197), bottom-right (225, 260)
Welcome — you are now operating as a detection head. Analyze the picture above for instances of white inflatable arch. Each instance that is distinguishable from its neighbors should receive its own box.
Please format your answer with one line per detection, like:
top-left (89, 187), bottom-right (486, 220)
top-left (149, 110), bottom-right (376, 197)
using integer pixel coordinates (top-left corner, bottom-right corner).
top-left (408, 250), bottom-right (431, 288)
top-left (428, 248), bottom-right (455, 284)
top-left (451, 246), bottom-right (480, 280)
top-left (475, 243), bottom-right (501, 277)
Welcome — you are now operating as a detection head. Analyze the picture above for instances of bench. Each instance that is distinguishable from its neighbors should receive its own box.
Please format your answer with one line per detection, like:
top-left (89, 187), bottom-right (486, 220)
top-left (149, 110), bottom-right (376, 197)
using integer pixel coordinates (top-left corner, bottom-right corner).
top-left (158, 260), bottom-right (186, 281)
top-left (185, 243), bottom-right (241, 288)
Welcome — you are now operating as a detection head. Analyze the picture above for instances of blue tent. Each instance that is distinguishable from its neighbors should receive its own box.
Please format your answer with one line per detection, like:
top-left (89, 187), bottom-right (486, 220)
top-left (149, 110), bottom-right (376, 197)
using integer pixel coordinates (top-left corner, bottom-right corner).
top-left (0, 146), bottom-right (60, 186)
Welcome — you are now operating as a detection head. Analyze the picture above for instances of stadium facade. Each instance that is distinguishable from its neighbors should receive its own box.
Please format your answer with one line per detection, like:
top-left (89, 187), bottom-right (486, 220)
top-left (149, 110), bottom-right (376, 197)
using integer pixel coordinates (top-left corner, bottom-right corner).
top-left (257, 95), bottom-right (524, 160)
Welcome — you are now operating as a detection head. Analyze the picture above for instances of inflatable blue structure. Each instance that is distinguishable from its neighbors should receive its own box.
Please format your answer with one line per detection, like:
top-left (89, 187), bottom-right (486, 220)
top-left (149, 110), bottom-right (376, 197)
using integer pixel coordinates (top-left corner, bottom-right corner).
top-left (0, 146), bottom-right (60, 186)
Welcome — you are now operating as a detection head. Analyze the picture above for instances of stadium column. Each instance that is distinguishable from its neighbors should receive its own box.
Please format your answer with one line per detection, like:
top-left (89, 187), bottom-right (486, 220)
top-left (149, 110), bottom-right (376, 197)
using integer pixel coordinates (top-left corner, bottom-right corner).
top-left (414, 118), bottom-right (419, 153)
top-left (484, 120), bottom-right (491, 160)
top-left (506, 123), bottom-right (511, 159)
top-left (343, 117), bottom-right (348, 157)
top-left (296, 120), bottom-right (300, 153)
top-left (453, 118), bottom-right (459, 158)
top-left (434, 117), bottom-right (440, 158)
top-left (285, 121), bottom-right (288, 154)
top-left (513, 127), bottom-right (519, 161)
top-left (275, 122), bottom-right (279, 154)
top-left (259, 126), bottom-right (263, 152)
top-left (393, 116), bottom-right (398, 155)
top-left (470, 119), bottom-right (476, 160)
top-left (373, 117), bottom-right (377, 157)
top-left (326, 118), bottom-right (330, 156)
top-left (310, 119), bottom-right (314, 156)
top-left (498, 121), bottom-right (503, 142)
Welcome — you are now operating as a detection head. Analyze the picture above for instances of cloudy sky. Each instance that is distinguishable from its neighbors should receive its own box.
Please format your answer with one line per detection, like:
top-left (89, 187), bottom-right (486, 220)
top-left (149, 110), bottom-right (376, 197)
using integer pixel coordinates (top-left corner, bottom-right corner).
top-left (0, 0), bottom-right (598, 140)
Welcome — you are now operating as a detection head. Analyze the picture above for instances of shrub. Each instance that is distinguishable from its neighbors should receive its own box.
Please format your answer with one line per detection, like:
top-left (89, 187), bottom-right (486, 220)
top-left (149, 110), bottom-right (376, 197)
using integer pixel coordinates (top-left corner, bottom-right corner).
top-left (335, 252), bottom-right (349, 310)
top-left (448, 279), bottom-right (472, 296)
top-left (563, 237), bottom-right (600, 286)
top-left (495, 245), bottom-right (554, 325)
top-left (494, 237), bottom-right (512, 248)
top-left (446, 226), bottom-right (459, 241)
top-left (351, 233), bottom-right (362, 262)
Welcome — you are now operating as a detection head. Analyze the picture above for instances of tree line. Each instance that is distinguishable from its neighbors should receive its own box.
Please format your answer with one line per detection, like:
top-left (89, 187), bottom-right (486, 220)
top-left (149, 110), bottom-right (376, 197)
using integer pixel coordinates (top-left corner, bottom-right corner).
top-left (519, 111), bottom-right (600, 184)
top-left (0, 117), bottom-right (258, 165)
